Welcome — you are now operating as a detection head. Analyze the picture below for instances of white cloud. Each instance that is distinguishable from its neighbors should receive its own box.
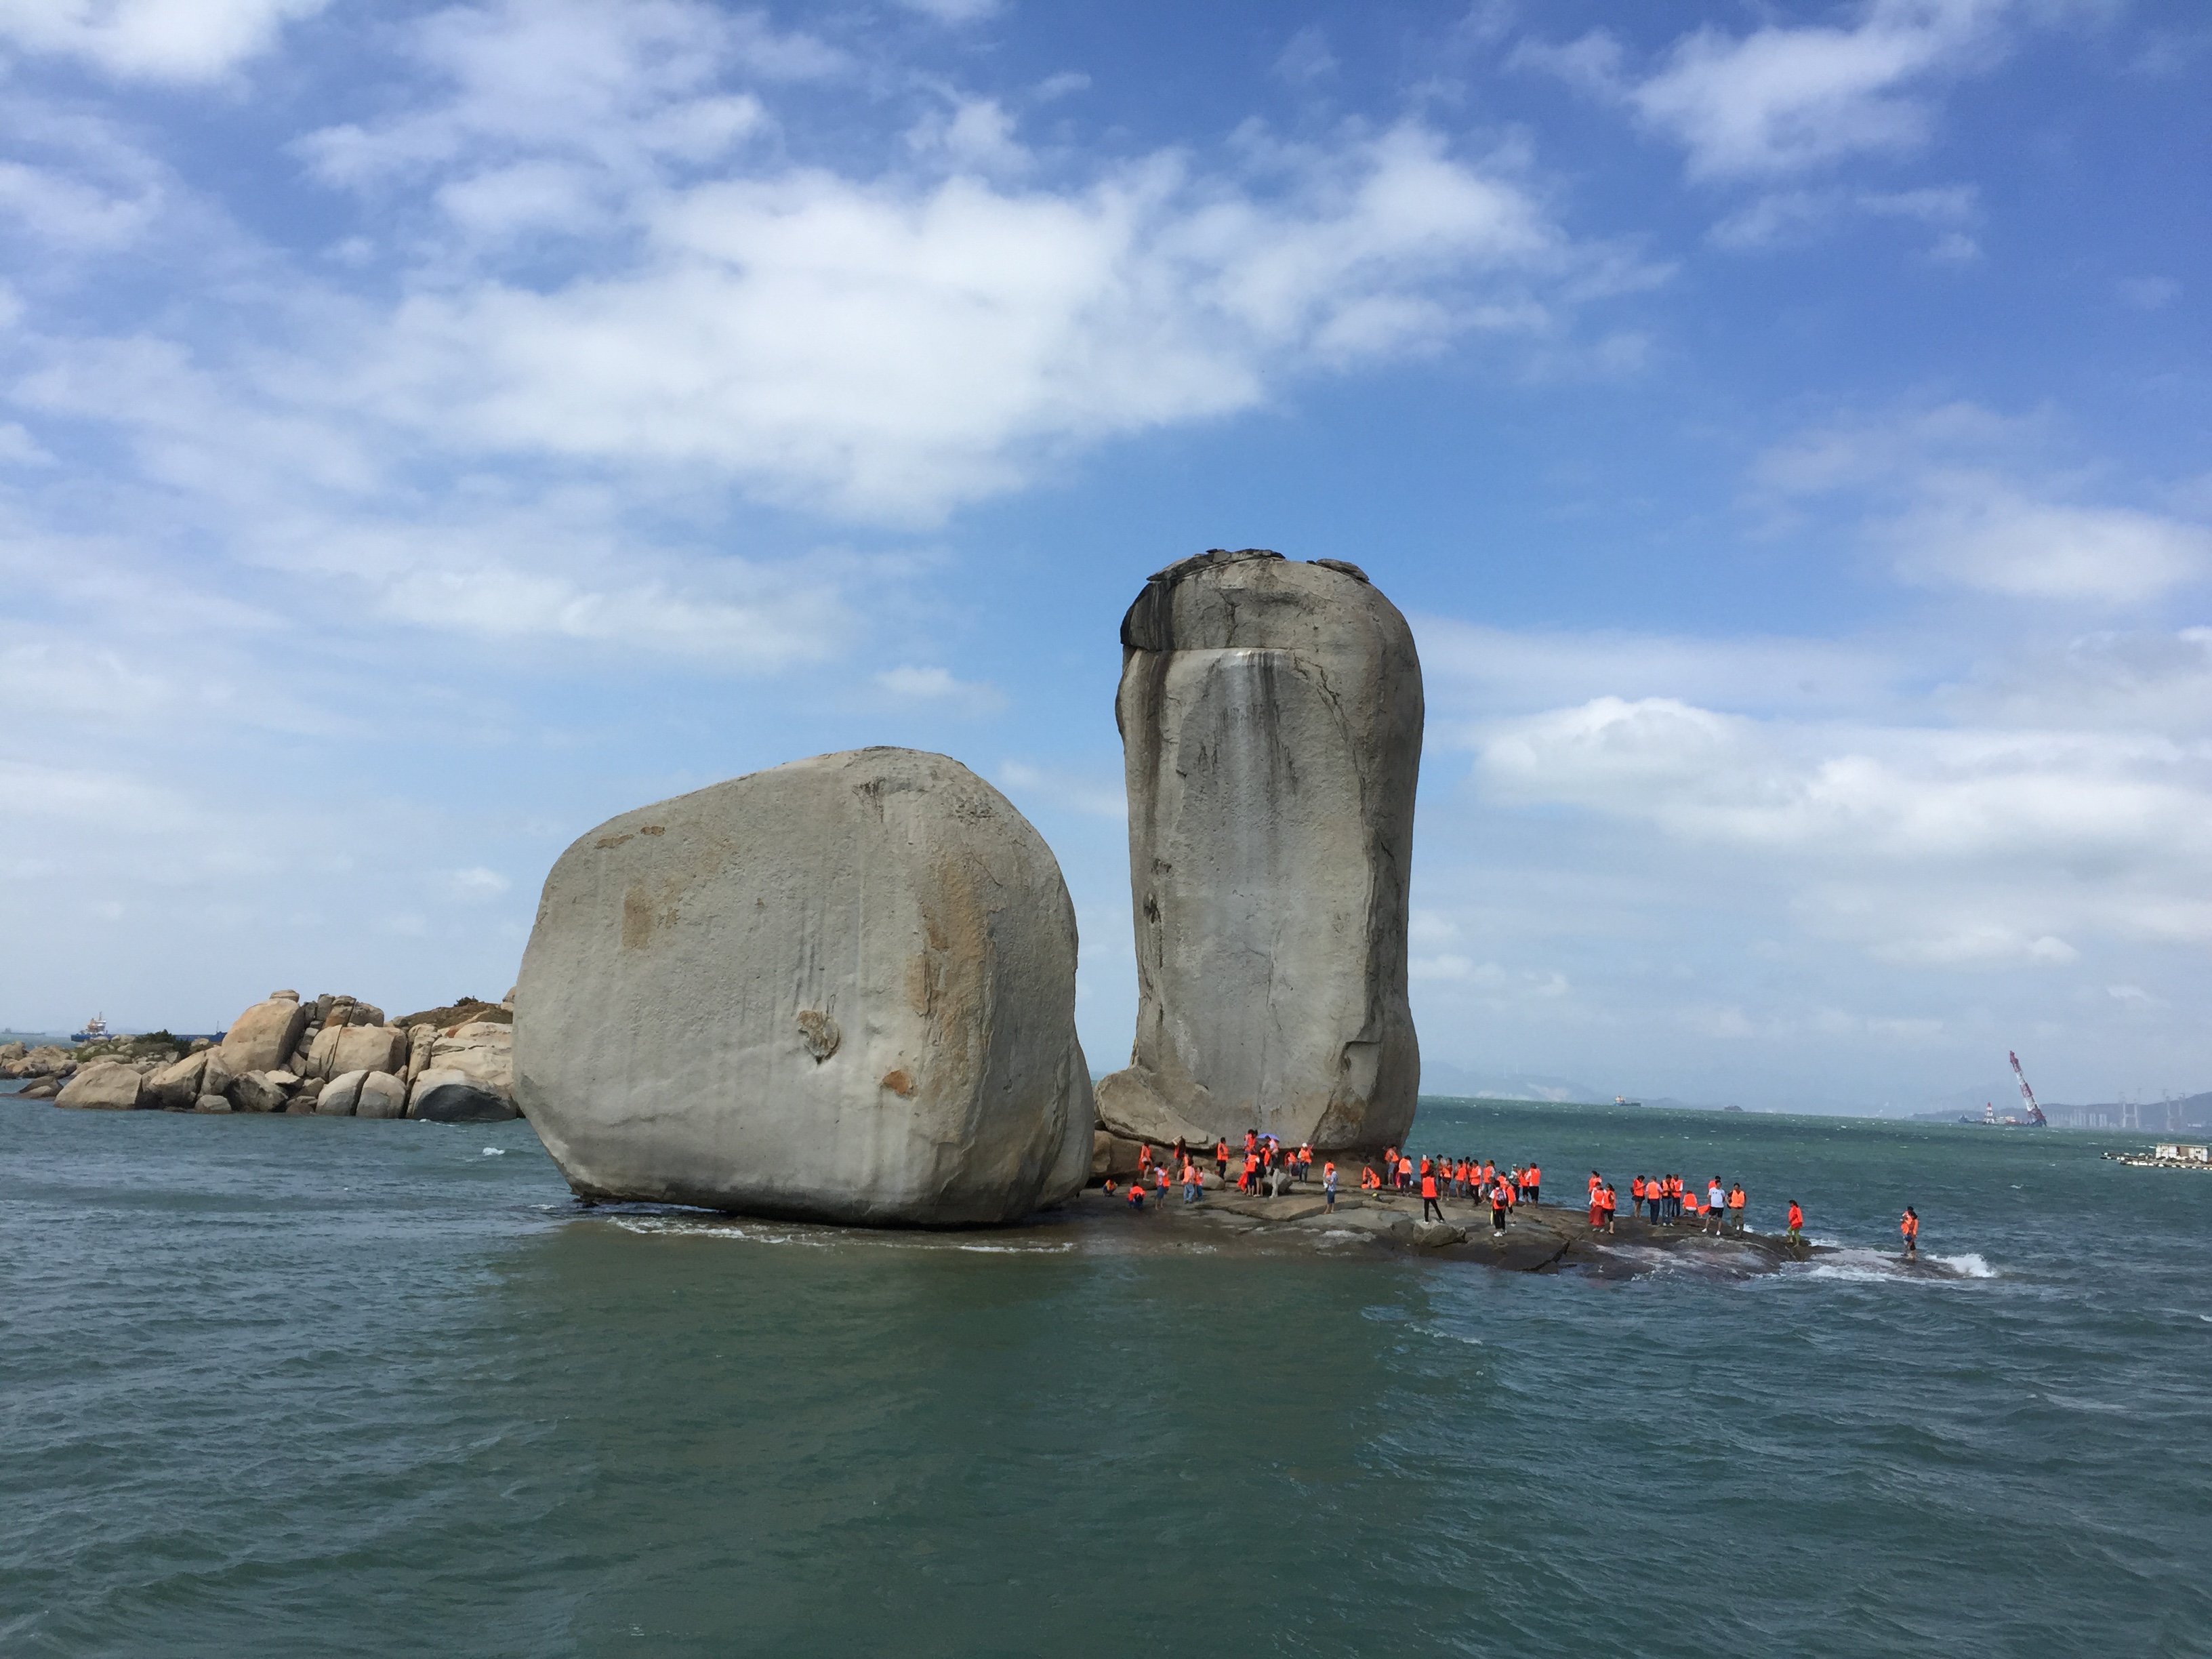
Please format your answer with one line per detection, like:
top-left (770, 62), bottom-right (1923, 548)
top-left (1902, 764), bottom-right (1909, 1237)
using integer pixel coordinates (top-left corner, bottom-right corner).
top-left (1885, 482), bottom-right (2211, 602)
top-left (445, 867), bottom-right (512, 902)
top-left (996, 760), bottom-right (1126, 821)
top-left (897, 0), bottom-right (1003, 22)
top-left (1523, 0), bottom-right (2013, 181)
top-left (1753, 403), bottom-right (2211, 605)
top-left (1275, 26), bottom-right (1338, 85)
top-left (2118, 276), bottom-right (2180, 311)
top-left (0, 0), bottom-right (326, 82)
top-left (874, 664), bottom-right (1006, 714)
top-left (329, 119), bottom-right (1612, 522)
top-left (1710, 181), bottom-right (1978, 254)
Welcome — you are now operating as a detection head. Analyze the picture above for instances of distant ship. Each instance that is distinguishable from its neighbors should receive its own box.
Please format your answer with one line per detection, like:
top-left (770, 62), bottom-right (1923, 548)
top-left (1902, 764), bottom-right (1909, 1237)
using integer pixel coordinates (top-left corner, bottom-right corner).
top-left (1614, 1095), bottom-right (1642, 1108)
top-left (1964, 1051), bottom-right (2049, 1127)
top-left (70, 1012), bottom-right (110, 1044)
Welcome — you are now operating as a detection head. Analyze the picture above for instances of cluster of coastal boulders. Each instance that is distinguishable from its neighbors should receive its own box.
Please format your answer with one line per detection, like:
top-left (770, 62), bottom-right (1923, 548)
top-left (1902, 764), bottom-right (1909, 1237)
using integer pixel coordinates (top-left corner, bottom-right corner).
top-left (16, 549), bottom-right (1425, 1231)
top-left (7, 990), bottom-right (519, 1121)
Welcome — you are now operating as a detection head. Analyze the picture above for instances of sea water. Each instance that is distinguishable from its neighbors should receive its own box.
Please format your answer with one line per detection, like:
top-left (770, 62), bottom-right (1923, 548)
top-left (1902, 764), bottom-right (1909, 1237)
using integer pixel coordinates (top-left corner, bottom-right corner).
top-left (3, 1096), bottom-right (2207, 1658)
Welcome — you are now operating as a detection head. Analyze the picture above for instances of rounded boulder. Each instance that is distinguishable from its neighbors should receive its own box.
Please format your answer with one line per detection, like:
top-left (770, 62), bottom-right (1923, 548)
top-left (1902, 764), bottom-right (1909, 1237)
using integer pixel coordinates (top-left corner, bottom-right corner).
top-left (514, 747), bottom-right (1093, 1225)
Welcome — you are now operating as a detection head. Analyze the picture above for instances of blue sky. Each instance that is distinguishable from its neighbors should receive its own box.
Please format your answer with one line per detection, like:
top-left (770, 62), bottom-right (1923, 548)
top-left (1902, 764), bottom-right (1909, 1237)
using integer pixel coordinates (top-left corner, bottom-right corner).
top-left (1, 0), bottom-right (2206, 1111)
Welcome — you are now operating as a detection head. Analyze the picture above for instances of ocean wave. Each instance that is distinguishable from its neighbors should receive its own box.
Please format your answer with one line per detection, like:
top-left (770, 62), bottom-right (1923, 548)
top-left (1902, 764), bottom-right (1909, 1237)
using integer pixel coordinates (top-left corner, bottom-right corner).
top-left (1786, 1247), bottom-right (1994, 1286)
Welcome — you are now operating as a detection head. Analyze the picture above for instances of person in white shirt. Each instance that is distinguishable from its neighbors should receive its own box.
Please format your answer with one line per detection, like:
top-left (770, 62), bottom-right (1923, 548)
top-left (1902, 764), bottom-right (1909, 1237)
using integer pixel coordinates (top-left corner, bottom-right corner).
top-left (1705, 1178), bottom-right (1727, 1235)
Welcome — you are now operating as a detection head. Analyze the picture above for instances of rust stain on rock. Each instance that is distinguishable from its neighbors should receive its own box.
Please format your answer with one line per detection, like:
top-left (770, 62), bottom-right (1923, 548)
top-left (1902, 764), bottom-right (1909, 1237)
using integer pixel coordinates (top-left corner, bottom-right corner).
top-left (879, 1069), bottom-right (916, 1097)
top-left (621, 886), bottom-right (655, 950)
top-left (596, 833), bottom-right (632, 850)
top-left (638, 825), bottom-right (665, 836)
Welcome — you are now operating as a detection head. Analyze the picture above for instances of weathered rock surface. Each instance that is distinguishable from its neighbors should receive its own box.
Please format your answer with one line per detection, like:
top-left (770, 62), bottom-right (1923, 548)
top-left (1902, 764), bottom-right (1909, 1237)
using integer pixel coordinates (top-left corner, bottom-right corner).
top-left (193, 1094), bottom-right (232, 1113)
top-left (353, 1071), bottom-right (409, 1119)
top-left (56, 1061), bottom-right (143, 1110)
top-left (427, 1021), bottom-right (514, 1101)
top-left (228, 1070), bottom-right (289, 1114)
top-left (515, 747), bottom-right (1094, 1225)
top-left (307, 1023), bottom-right (405, 1080)
top-left (144, 1050), bottom-right (210, 1110)
top-left (220, 995), bottom-right (311, 1075)
top-left (317, 1070), bottom-right (367, 1115)
top-left (409, 1068), bottom-right (518, 1122)
top-left (1098, 550), bottom-right (1422, 1154)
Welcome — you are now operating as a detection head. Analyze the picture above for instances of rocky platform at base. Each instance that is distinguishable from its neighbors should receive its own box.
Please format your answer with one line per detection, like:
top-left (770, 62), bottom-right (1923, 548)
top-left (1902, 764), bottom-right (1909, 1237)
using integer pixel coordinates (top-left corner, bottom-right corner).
top-left (572, 1185), bottom-right (1911, 1280)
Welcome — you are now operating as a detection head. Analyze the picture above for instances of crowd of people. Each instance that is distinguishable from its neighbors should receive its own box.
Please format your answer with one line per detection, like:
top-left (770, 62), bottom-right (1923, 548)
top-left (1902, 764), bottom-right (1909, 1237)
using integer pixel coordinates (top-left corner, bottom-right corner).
top-left (1094, 1132), bottom-right (1923, 1256)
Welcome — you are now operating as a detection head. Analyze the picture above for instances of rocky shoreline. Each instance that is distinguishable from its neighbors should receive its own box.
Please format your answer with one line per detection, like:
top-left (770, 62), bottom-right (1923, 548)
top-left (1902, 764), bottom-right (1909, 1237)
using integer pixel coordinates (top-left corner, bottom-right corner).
top-left (2, 989), bottom-right (519, 1122)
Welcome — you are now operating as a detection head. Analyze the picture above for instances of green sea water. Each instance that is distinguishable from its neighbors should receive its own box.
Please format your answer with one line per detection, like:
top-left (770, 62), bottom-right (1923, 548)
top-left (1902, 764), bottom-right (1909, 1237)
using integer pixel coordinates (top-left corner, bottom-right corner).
top-left (4, 1095), bottom-right (2208, 1658)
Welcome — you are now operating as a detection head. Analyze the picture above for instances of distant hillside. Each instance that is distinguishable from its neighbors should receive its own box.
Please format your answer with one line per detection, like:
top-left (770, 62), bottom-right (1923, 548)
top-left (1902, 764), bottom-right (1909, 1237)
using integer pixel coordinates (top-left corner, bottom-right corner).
top-left (1418, 1062), bottom-right (1610, 1103)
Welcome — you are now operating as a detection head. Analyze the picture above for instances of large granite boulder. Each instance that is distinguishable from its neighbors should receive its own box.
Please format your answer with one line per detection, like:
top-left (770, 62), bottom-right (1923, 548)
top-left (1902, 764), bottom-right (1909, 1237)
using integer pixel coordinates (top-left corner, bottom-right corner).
top-left (514, 747), bottom-right (1094, 1225)
top-left (220, 994), bottom-right (310, 1076)
top-left (1097, 550), bottom-right (1422, 1155)
top-left (317, 1070), bottom-right (368, 1115)
top-left (428, 1021), bottom-right (513, 1100)
top-left (228, 1070), bottom-right (289, 1114)
top-left (306, 1023), bottom-right (406, 1080)
top-left (143, 1050), bottom-right (210, 1110)
top-left (354, 1071), bottom-right (409, 1119)
top-left (409, 1068), bottom-right (518, 1122)
top-left (56, 1060), bottom-right (144, 1110)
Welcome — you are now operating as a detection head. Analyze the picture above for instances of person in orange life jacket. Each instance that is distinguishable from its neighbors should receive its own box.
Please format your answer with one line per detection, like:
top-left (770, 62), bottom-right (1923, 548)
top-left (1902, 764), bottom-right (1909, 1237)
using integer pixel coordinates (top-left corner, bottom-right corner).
top-left (1900, 1207), bottom-right (1919, 1258)
top-left (1239, 1152), bottom-right (1258, 1193)
top-left (1399, 1155), bottom-right (1415, 1191)
top-left (1490, 1175), bottom-right (1511, 1232)
top-left (1183, 1162), bottom-right (1202, 1204)
top-left (1523, 1164), bottom-right (1540, 1204)
top-left (1589, 1183), bottom-right (1605, 1231)
top-left (1102, 1178), bottom-right (1116, 1198)
top-left (1631, 1174), bottom-right (1647, 1216)
top-left (1137, 1143), bottom-right (1152, 1176)
top-left (1127, 1177), bottom-right (1145, 1208)
top-left (1588, 1170), bottom-right (1603, 1210)
top-left (1323, 1160), bottom-right (1339, 1212)
top-left (1360, 1164), bottom-right (1381, 1192)
top-left (1155, 1164), bottom-right (1169, 1200)
top-left (1215, 1139), bottom-right (1229, 1181)
top-left (1383, 1145), bottom-right (1397, 1186)
top-left (1420, 1167), bottom-right (1443, 1223)
top-left (1705, 1177), bottom-right (1725, 1234)
top-left (1786, 1200), bottom-right (1804, 1243)
top-left (1601, 1183), bottom-right (1618, 1231)
top-left (1172, 1136), bottom-right (1187, 1168)
top-left (1727, 1183), bottom-right (1746, 1233)
top-left (1246, 1129), bottom-right (1258, 1157)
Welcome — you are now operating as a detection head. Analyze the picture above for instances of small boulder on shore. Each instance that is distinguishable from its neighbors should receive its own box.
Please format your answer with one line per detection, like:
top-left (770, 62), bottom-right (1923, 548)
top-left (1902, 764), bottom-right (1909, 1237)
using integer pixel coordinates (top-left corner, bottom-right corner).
top-left (56, 1061), bottom-right (143, 1111)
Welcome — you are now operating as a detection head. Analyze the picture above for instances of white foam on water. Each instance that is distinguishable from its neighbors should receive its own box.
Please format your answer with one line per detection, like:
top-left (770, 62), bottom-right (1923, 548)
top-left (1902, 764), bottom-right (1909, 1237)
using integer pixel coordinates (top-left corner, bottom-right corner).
top-left (1786, 1247), bottom-right (1994, 1286)
top-left (1932, 1252), bottom-right (1995, 1278)
top-left (953, 1242), bottom-right (1074, 1254)
top-left (480, 1147), bottom-right (504, 1157)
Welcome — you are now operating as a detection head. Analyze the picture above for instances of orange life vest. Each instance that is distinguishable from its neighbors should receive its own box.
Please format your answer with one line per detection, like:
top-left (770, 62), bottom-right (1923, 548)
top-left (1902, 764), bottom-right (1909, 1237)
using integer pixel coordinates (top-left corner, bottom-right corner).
top-left (1631, 1176), bottom-right (1646, 1200)
top-left (1526, 1166), bottom-right (1540, 1187)
top-left (1788, 1204), bottom-right (1803, 1227)
top-left (1421, 1174), bottom-right (1437, 1197)
top-left (1902, 1213), bottom-right (1918, 1237)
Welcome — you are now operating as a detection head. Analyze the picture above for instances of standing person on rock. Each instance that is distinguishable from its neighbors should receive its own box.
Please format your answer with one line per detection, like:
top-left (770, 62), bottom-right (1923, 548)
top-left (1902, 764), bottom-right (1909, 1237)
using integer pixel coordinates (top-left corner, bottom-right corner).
top-left (1728, 1183), bottom-right (1746, 1233)
top-left (1589, 1182), bottom-right (1605, 1233)
top-left (1786, 1200), bottom-right (1804, 1244)
top-left (1215, 1139), bottom-right (1229, 1182)
top-left (1706, 1178), bottom-right (1726, 1235)
top-left (1523, 1164), bottom-right (1540, 1206)
top-left (1490, 1177), bottom-right (1511, 1234)
top-left (1323, 1160), bottom-right (1338, 1212)
top-left (1901, 1207), bottom-right (1919, 1260)
top-left (1420, 1164), bottom-right (1443, 1223)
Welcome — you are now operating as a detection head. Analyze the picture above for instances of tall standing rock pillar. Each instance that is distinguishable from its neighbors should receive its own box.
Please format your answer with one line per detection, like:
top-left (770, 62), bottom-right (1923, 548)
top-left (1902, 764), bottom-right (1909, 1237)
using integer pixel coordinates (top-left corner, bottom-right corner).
top-left (1097, 549), bottom-right (1422, 1155)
